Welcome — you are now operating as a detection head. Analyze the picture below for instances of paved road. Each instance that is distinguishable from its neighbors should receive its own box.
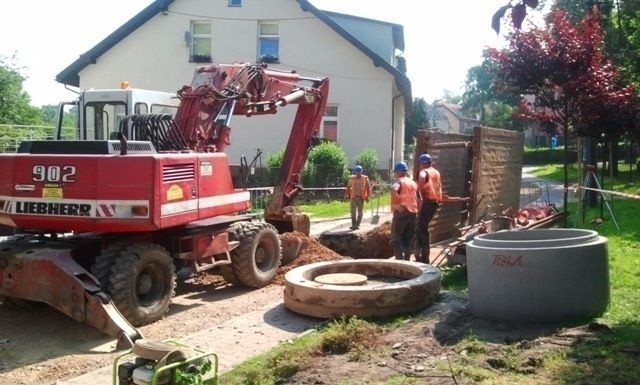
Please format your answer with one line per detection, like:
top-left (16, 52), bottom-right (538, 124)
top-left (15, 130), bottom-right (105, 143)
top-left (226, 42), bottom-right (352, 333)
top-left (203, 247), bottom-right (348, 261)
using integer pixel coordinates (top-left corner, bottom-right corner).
top-left (521, 166), bottom-right (572, 208)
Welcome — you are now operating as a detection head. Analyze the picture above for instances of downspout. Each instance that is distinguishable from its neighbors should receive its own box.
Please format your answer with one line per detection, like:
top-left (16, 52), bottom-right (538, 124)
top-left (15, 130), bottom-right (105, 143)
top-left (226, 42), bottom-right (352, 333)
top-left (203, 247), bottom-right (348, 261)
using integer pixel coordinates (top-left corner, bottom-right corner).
top-left (391, 94), bottom-right (403, 180)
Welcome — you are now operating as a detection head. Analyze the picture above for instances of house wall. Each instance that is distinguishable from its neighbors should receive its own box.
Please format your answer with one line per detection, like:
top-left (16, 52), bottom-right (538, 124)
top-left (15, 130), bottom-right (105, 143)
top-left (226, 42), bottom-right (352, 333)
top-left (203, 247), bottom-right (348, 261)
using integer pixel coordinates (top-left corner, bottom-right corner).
top-left (327, 14), bottom-right (396, 65)
top-left (432, 106), bottom-right (460, 134)
top-left (78, 0), bottom-right (398, 169)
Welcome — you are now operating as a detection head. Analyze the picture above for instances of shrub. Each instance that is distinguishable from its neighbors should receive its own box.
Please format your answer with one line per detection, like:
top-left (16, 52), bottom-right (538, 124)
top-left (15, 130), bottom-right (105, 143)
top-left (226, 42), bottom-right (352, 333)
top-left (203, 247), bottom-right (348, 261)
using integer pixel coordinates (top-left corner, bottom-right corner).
top-left (302, 141), bottom-right (348, 187)
top-left (265, 148), bottom-right (285, 184)
top-left (523, 146), bottom-right (577, 165)
top-left (354, 148), bottom-right (379, 182)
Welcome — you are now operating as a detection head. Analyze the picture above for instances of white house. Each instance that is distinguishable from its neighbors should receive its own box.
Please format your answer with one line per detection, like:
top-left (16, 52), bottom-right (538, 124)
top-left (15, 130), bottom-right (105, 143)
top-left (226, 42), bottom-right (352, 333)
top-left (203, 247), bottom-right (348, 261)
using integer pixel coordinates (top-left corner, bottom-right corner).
top-left (56, 0), bottom-right (412, 171)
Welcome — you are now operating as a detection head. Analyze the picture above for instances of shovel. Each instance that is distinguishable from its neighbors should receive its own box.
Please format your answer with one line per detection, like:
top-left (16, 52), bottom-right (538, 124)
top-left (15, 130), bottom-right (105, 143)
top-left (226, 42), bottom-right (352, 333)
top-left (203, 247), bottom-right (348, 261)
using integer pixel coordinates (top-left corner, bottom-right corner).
top-left (370, 194), bottom-right (380, 224)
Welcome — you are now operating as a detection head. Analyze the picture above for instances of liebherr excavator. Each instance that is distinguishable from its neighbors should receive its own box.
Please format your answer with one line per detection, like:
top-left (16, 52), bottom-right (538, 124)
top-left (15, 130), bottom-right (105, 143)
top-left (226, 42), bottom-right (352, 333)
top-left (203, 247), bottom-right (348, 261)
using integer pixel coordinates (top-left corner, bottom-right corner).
top-left (0, 62), bottom-right (329, 347)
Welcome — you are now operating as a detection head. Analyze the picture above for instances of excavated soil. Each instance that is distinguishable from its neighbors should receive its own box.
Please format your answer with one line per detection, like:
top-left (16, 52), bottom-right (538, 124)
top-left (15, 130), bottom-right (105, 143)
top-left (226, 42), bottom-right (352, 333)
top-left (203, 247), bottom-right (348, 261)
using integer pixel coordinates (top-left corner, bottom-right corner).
top-left (274, 231), bottom-right (345, 285)
top-left (317, 220), bottom-right (393, 259)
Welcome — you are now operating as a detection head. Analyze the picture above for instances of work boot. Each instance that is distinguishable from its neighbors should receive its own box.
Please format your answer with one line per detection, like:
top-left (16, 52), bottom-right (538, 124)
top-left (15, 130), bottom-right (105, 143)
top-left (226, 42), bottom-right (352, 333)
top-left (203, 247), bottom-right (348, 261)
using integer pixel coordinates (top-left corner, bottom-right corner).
top-left (393, 247), bottom-right (406, 261)
top-left (416, 247), bottom-right (429, 263)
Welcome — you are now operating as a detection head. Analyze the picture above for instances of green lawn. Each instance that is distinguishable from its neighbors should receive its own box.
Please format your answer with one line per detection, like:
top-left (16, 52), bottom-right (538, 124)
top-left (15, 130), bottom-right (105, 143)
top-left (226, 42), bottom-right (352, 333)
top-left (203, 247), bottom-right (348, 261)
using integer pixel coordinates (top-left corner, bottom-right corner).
top-left (529, 163), bottom-right (640, 384)
top-left (298, 193), bottom-right (390, 219)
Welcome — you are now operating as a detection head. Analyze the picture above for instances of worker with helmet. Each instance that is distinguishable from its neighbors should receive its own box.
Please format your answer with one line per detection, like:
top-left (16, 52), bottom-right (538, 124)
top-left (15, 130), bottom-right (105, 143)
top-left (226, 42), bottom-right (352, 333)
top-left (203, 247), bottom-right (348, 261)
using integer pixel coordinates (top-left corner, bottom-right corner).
top-left (345, 165), bottom-right (371, 230)
top-left (415, 153), bottom-right (442, 263)
top-left (389, 161), bottom-right (418, 261)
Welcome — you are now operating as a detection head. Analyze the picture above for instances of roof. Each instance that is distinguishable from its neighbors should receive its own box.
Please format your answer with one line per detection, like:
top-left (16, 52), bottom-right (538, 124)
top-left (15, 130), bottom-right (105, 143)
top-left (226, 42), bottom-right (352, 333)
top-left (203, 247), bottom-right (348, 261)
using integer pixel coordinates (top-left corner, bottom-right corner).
top-left (56, 0), bottom-right (412, 108)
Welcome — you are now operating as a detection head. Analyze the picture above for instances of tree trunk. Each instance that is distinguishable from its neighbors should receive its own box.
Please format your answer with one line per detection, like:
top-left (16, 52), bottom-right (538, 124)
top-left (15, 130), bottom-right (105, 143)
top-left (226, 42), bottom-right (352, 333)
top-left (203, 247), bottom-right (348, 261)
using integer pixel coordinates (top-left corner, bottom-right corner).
top-left (563, 124), bottom-right (569, 228)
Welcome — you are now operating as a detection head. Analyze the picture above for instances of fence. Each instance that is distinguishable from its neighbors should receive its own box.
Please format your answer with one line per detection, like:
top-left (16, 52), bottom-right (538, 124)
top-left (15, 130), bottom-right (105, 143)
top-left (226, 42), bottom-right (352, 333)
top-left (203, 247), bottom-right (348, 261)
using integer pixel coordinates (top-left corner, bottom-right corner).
top-left (0, 124), bottom-right (70, 153)
top-left (247, 183), bottom-right (391, 214)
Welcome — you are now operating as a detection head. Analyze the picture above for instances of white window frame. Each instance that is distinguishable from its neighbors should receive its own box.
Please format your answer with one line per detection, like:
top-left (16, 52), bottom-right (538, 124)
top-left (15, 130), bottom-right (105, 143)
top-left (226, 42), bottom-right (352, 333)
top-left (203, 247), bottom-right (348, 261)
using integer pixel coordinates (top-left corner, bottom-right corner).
top-left (322, 105), bottom-right (339, 142)
top-left (190, 21), bottom-right (212, 63)
top-left (258, 22), bottom-right (280, 63)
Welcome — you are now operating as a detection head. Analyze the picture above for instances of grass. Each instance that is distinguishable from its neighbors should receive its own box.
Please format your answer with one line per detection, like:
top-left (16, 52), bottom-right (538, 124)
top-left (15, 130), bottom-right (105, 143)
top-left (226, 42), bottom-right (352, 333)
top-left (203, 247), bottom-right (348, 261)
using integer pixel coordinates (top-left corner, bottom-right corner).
top-left (218, 317), bottom-right (386, 385)
top-left (298, 193), bottom-right (390, 219)
top-left (531, 161), bottom-right (640, 196)
top-left (524, 163), bottom-right (640, 384)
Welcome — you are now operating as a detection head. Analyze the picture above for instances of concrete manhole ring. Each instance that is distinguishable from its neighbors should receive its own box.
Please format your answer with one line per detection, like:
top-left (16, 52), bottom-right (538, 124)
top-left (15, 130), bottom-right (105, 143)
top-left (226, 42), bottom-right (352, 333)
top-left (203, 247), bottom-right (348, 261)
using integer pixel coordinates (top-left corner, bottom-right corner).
top-left (284, 259), bottom-right (441, 318)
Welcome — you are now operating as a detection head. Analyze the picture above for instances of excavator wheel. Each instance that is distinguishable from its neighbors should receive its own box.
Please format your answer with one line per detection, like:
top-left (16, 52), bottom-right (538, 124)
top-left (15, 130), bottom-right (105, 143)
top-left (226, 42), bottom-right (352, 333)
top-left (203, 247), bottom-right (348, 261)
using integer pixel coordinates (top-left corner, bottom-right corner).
top-left (107, 243), bottom-right (176, 326)
top-left (218, 265), bottom-right (240, 285)
top-left (90, 243), bottom-right (126, 291)
top-left (229, 222), bottom-right (282, 288)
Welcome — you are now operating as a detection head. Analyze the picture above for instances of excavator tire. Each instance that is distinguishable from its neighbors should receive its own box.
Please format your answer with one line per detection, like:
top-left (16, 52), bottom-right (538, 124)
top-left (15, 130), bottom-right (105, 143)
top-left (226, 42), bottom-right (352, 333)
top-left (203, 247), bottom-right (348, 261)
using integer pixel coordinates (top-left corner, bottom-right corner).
top-left (218, 265), bottom-right (240, 285)
top-left (107, 243), bottom-right (176, 326)
top-left (90, 243), bottom-right (126, 291)
top-left (229, 221), bottom-right (282, 288)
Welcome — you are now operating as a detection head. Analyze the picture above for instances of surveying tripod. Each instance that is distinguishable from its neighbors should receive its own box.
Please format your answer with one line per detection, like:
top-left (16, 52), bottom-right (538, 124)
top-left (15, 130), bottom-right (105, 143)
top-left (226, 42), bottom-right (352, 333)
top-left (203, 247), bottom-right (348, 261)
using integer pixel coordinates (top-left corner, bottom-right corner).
top-left (580, 164), bottom-right (619, 230)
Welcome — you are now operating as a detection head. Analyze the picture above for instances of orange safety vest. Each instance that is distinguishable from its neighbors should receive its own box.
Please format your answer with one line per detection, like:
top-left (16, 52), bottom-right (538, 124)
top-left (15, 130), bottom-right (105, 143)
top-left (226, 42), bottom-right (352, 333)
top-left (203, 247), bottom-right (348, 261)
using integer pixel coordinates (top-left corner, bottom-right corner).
top-left (391, 177), bottom-right (418, 213)
top-left (347, 174), bottom-right (370, 200)
top-left (421, 167), bottom-right (442, 202)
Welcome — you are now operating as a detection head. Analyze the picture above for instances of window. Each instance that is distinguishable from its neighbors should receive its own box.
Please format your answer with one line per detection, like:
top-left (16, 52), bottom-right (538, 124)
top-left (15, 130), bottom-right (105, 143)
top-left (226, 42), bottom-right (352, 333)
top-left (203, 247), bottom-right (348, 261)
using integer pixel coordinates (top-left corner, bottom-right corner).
top-left (84, 102), bottom-right (126, 140)
top-left (228, 0), bottom-right (242, 6)
top-left (151, 104), bottom-right (178, 117)
top-left (322, 105), bottom-right (338, 142)
top-left (258, 22), bottom-right (279, 63)
top-left (134, 103), bottom-right (148, 115)
top-left (190, 21), bottom-right (212, 63)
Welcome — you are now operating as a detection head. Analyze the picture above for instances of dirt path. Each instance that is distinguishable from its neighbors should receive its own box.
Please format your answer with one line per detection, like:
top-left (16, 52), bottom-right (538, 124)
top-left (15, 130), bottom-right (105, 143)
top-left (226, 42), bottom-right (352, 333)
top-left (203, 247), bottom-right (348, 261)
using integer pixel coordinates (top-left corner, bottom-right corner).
top-left (0, 231), bottom-right (347, 385)
top-left (0, 277), bottom-right (286, 385)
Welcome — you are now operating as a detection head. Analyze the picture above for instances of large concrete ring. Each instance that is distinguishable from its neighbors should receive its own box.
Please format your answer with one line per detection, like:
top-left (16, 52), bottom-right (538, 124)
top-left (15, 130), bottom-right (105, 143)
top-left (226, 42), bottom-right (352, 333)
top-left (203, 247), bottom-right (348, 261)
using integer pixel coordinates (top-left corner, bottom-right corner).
top-left (283, 259), bottom-right (441, 318)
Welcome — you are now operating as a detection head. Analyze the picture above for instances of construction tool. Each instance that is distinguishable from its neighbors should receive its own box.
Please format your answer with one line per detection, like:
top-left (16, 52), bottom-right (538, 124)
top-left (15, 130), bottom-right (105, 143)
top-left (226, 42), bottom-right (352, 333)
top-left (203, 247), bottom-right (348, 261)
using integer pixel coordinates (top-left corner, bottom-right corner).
top-left (370, 193), bottom-right (381, 224)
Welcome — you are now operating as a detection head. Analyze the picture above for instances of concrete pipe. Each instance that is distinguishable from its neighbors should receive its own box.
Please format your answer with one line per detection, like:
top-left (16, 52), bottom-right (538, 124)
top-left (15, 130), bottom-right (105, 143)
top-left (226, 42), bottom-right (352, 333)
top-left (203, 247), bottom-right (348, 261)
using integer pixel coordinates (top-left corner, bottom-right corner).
top-left (466, 229), bottom-right (609, 322)
top-left (283, 259), bottom-right (441, 319)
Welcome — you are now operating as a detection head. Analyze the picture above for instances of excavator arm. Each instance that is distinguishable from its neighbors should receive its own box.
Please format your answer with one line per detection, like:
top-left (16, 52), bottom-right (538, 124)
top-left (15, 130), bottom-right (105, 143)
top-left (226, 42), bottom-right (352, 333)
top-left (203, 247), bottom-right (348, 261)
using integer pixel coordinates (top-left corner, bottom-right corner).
top-left (142, 62), bottom-right (329, 234)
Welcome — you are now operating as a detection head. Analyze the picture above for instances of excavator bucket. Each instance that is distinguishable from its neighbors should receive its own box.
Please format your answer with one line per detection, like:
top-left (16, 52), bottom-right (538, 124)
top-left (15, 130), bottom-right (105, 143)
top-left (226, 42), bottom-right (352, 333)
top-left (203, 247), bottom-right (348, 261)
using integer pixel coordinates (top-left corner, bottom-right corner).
top-left (0, 237), bottom-right (142, 349)
top-left (266, 211), bottom-right (310, 264)
top-left (266, 211), bottom-right (310, 236)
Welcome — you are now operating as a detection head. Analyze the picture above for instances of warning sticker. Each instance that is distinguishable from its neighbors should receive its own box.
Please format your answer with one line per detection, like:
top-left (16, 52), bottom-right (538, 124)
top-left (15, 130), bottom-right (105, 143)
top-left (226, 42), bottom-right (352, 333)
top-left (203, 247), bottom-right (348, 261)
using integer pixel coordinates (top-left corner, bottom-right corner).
top-left (167, 185), bottom-right (184, 201)
top-left (200, 161), bottom-right (213, 176)
top-left (42, 183), bottom-right (63, 199)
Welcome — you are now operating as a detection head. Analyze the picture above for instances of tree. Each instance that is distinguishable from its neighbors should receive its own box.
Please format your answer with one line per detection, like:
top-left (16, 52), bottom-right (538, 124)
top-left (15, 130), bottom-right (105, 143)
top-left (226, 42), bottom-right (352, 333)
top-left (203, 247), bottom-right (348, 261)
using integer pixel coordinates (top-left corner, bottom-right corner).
top-left (492, 0), bottom-right (541, 34)
top-left (0, 55), bottom-right (42, 125)
top-left (405, 98), bottom-right (429, 143)
top-left (486, 8), bottom-right (636, 224)
top-left (462, 61), bottom-right (527, 130)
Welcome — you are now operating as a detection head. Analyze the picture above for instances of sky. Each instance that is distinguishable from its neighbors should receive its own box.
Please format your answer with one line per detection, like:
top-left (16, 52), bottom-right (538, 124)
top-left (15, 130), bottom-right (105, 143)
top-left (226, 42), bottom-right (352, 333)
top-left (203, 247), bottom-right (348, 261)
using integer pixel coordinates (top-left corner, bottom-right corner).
top-left (0, 0), bottom-right (533, 107)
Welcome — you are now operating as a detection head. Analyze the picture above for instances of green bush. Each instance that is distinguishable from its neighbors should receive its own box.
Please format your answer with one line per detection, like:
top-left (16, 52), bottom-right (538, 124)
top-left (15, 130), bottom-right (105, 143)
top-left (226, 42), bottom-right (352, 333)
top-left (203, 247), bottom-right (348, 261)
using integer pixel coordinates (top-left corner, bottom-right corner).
top-left (523, 146), bottom-right (577, 165)
top-left (302, 141), bottom-right (348, 187)
top-left (265, 148), bottom-right (285, 184)
top-left (354, 148), bottom-right (379, 182)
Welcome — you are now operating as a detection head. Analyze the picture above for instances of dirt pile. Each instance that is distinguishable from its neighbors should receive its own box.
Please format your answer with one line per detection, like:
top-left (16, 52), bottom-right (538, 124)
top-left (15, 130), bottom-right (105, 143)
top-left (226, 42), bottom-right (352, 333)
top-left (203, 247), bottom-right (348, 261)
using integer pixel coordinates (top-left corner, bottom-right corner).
top-left (273, 231), bottom-right (345, 285)
top-left (317, 220), bottom-right (393, 259)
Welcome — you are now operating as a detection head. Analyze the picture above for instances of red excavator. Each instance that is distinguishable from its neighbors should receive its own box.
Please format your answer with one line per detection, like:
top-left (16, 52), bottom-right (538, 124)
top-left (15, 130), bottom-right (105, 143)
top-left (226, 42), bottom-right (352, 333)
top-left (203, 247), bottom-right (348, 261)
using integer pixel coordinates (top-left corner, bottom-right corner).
top-left (0, 62), bottom-right (329, 347)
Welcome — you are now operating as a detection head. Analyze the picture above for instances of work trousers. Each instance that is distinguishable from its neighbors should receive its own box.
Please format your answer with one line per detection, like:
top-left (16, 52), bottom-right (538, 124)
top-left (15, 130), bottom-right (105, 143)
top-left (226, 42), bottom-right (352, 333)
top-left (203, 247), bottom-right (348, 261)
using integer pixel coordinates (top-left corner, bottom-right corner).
top-left (390, 210), bottom-right (416, 261)
top-left (416, 201), bottom-right (438, 263)
top-left (350, 197), bottom-right (364, 228)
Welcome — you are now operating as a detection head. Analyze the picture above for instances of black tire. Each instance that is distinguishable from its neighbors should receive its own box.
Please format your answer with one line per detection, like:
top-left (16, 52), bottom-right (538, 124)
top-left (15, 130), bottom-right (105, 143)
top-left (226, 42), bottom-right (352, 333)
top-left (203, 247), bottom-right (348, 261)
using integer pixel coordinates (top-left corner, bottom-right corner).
top-left (229, 222), bottom-right (282, 288)
top-left (107, 243), bottom-right (176, 326)
top-left (218, 265), bottom-right (240, 285)
top-left (90, 243), bottom-right (126, 291)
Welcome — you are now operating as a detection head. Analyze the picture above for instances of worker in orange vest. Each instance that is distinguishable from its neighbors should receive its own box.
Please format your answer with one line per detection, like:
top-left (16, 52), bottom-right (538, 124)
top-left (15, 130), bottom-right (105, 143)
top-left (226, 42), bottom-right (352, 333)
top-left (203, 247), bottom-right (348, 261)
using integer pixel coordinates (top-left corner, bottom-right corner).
top-left (416, 153), bottom-right (469, 263)
top-left (345, 165), bottom-right (371, 230)
top-left (416, 154), bottom-right (441, 263)
top-left (390, 161), bottom-right (418, 261)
